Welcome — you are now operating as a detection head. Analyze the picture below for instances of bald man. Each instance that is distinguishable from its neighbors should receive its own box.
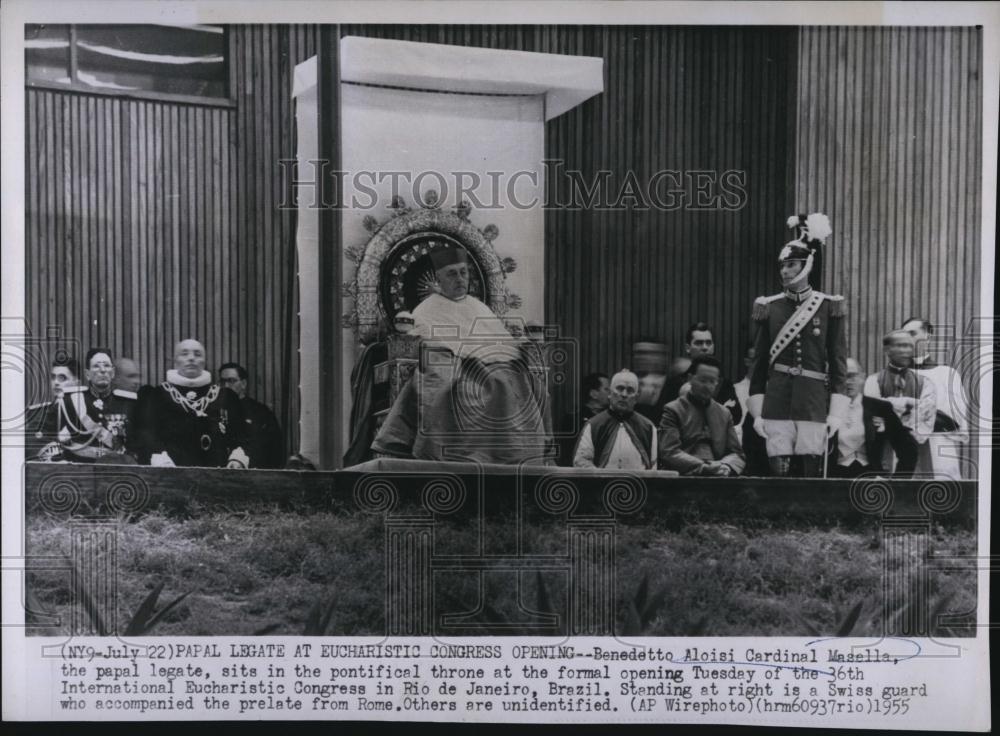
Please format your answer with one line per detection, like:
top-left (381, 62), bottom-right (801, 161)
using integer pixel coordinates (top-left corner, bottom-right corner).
top-left (133, 339), bottom-right (250, 468)
top-left (573, 369), bottom-right (658, 470)
top-left (113, 357), bottom-right (142, 393)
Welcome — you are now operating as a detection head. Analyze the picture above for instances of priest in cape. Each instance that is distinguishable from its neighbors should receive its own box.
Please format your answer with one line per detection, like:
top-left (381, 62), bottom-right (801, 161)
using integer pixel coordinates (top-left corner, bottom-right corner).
top-left (371, 247), bottom-right (552, 465)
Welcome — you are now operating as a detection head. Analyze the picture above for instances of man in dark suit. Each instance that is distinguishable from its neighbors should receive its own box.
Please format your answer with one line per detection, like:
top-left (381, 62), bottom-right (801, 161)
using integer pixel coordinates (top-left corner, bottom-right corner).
top-left (641, 322), bottom-right (741, 427)
top-left (658, 356), bottom-right (745, 476)
top-left (219, 362), bottom-right (285, 469)
top-left (827, 357), bottom-right (878, 477)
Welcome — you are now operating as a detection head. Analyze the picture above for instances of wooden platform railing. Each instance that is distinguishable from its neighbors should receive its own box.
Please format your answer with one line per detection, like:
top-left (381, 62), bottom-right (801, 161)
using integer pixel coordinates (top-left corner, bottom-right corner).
top-left (23, 460), bottom-right (976, 526)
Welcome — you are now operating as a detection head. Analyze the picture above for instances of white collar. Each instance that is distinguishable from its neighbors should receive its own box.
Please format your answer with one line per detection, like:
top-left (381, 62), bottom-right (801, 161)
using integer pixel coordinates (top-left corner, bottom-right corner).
top-left (165, 369), bottom-right (212, 388)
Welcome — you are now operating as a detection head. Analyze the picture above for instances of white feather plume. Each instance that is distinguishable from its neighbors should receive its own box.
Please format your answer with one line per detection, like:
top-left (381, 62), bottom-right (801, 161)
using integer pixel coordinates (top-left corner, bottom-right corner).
top-left (786, 215), bottom-right (800, 229)
top-left (805, 213), bottom-right (833, 242)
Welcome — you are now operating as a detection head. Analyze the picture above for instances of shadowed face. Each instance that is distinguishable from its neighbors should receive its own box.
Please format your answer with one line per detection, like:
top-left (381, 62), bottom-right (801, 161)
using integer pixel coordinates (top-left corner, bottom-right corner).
top-left (114, 358), bottom-right (141, 392)
top-left (886, 334), bottom-right (915, 367)
top-left (780, 259), bottom-right (805, 287)
top-left (609, 374), bottom-right (638, 415)
top-left (901, 319), bottom-right (929, 356)
top-left (845, 358), bottom-right (864, 397)
top-left (436, 263), bottom-right (469, 301)
top-left (220, 367), bottom-right (247, 399)
top-left (688, 363), bottom-right (721, 402)
top-left (686, 330), bottom-right (715, 358)
top-left (589, 376), bottom-right (611, 410)
top-left (174, 340), bottom-right (206, 379)
top-left (743, 346), bottom-right (757, 373)
top-left (85, 352), bottom-right (114, 393)
top-left (50, 366), bottom-right (77, 399)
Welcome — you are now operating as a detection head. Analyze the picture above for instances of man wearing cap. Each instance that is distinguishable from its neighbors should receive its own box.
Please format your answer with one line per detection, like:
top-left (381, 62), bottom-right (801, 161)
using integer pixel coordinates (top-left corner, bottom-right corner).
top-left (573, 369), bottom-right (657, 470)
top-left (133, 339), bottom-right (250, 468)
top-left (372, 247), bottom-right (550, 465)
top-left (746, 213), bottom-right (849, 477)
top-left (56, 348), bottom-right (138, 463)
top-left (409, 247), bottom-right (512, 354)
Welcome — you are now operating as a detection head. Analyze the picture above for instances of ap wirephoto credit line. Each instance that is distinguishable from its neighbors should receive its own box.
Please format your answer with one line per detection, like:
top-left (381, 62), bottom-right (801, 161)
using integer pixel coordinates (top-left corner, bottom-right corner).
top-left (1, 0), bottom-right (996, 730)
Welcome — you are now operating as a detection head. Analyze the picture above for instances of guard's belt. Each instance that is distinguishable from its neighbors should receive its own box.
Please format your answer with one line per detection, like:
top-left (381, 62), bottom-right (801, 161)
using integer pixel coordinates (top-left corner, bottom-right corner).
top-left (772, 363), bottom-right (827, 381)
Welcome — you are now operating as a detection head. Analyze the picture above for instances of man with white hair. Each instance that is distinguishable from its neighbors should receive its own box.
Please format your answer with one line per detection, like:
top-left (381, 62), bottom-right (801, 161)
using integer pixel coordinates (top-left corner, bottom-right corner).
top-left (573, 369), bottom-right (657, 470)
top-left (134, 339), bottom-right (250, 468)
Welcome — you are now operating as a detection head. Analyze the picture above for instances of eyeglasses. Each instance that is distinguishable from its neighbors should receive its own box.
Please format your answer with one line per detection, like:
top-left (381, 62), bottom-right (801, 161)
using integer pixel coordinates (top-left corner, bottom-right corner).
top-left (220, 377), bottom-right (241, 384)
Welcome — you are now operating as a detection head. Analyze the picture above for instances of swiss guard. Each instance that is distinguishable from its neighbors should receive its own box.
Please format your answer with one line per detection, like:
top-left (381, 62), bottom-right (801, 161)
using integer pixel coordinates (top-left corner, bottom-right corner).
top-left (56, 348), bottom-right (138, 463)
top-left (746, 213), bottom-right (848, 477)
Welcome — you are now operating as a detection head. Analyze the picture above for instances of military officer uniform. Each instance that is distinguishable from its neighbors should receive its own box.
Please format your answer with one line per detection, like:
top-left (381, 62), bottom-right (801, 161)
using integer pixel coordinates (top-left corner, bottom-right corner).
top-left (747, 213), bottom-right (849, 477)
top-left (24, 399), bottom-right (61, 460)
top-left (134, 376), bottom-right (250, 468)
top-left (57, 386), bottom-right (138, 463)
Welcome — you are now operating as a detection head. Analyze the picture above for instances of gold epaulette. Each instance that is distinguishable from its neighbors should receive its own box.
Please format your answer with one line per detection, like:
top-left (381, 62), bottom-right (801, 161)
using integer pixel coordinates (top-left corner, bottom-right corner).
top-left (752, 294), bottom-right (782, 322)
top-left (112, 389), bottom-right (137, 400)
top-left (825, 293), bottom-right (847, 317)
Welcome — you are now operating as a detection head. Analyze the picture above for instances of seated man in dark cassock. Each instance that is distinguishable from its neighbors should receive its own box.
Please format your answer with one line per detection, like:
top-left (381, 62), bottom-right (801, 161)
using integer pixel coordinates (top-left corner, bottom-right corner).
top-left (219, 362), bottom-right (285, 469)
top-left (639, 322), bottom-right (741, 426)
top-left (371, 247), bottom-right (550, 465)
top-left (25, 356), bottom-right (79, 460)
top-left (134, 339), bottom-right (250, 468)
top-left (862, 330), bottom-right (936, 477)
top-left (658, 356), bottom-right (745, 476)
top-left (572, 369), bottom-right (657, 470)
top-left (55, 348), bottom-right (138, 464)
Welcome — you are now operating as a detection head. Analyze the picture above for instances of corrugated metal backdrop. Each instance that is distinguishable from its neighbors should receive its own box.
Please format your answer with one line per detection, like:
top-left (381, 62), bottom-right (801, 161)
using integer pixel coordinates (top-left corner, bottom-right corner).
top-left (794, 26), bottom-right (983, 373)
top-left (24, 25), bottom-right (983, 461)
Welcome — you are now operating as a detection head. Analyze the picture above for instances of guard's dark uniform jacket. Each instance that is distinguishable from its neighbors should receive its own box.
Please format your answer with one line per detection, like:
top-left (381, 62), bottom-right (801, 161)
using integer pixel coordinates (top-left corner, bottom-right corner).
top-left (134, 382), bottom-right (249, 467)
top-left (57, 386), bottom-right (138, 462)
top-left (749, 289), bottom-right (848, 423)
top-left (24, 400), bottom-right (60, 460)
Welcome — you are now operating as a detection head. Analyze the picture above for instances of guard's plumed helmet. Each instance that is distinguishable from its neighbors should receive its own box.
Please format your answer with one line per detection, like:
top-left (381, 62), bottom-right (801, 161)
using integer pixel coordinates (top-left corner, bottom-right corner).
top-left (779, 213), bottom-right (832, 289)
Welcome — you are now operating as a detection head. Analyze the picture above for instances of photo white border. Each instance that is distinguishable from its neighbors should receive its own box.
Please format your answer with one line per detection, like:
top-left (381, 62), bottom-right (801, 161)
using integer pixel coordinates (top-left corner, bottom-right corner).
top-left (2, 1), bottom-right (996, 728)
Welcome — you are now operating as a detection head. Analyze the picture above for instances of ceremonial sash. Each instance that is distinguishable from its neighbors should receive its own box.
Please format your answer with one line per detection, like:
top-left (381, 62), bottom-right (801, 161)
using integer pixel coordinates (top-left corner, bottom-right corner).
top-left (769, 292), bottom-right (825, 366)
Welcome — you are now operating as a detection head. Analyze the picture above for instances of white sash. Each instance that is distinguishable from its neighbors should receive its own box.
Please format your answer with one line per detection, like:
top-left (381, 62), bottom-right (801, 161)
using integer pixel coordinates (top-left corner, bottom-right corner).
top-left (769, 292), bottom-right (825, 365)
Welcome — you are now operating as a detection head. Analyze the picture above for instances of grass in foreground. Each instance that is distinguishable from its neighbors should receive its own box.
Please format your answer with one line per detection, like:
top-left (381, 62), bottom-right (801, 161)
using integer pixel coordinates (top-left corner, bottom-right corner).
top-left (24, 507), bottom-right (977, 637)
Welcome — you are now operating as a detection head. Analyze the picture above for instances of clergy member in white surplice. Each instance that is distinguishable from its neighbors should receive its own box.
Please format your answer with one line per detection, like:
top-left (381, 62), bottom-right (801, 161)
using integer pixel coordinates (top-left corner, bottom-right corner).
top-left (371, 247), bottom-right (551, 465)
top-left (901, 318), bottom-right (970, 480)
